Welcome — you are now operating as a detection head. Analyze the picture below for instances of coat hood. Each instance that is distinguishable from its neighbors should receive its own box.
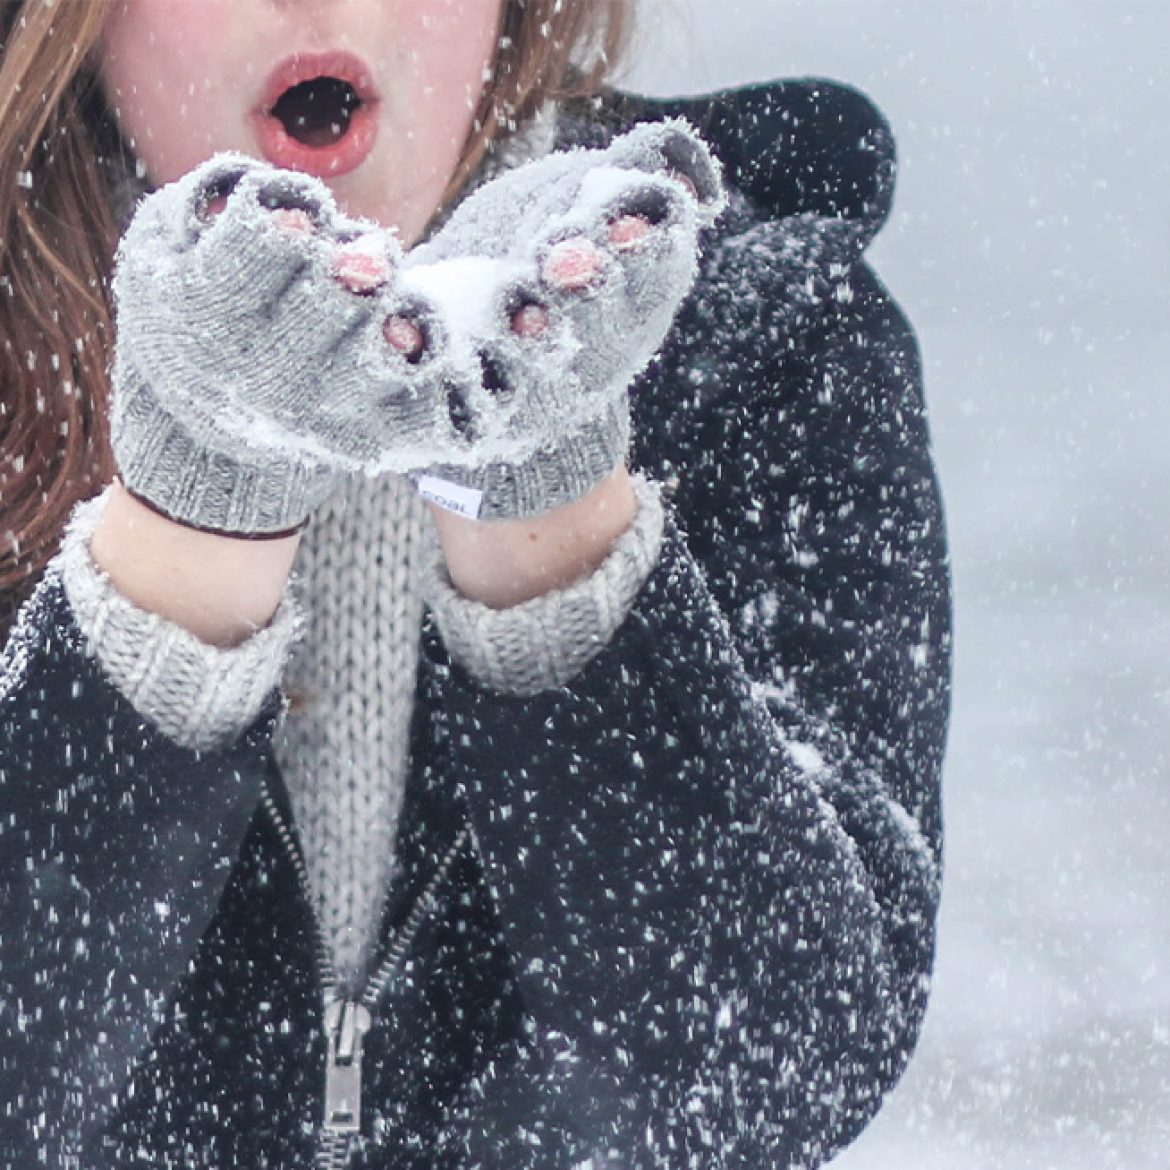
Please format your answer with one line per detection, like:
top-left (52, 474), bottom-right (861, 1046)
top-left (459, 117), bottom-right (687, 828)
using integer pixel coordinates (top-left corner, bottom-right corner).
top-left (560, 77), bottom-right (897, 253)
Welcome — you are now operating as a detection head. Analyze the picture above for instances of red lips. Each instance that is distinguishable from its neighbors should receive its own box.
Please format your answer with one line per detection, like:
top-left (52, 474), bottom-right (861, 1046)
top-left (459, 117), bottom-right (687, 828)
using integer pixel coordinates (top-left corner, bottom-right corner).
top-left (252, 51), bottom-right (380, 178)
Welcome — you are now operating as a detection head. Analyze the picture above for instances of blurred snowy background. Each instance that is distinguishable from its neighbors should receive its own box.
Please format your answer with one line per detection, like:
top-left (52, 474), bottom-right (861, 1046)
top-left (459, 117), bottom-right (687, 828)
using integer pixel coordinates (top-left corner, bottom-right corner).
top-left (624, 2), bottom-right (1170, 1167)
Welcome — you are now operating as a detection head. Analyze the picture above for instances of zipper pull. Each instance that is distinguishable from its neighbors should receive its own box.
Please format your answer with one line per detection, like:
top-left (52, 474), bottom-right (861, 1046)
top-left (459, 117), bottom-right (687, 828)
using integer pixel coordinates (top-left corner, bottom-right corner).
top-left (323, 997), bottom-right (372, 1135)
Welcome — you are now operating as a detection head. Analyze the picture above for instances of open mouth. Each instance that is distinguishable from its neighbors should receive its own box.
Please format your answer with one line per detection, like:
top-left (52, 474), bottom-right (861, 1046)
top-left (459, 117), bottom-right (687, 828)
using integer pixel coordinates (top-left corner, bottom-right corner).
top-left (254, 53), bottom-right (379, 178)
top-left (271, 76), bottom-right (362, 148)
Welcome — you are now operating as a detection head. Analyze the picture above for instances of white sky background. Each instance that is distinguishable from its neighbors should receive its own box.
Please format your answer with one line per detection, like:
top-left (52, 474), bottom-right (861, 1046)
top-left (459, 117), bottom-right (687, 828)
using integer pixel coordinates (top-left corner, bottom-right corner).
top-left (623, 4), bottom-right (1170, 1167)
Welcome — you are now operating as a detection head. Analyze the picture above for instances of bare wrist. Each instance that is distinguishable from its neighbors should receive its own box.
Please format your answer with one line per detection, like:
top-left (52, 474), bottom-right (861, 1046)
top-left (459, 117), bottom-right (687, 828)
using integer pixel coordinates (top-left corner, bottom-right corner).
top-left (428, 466), bottom-right (637, 607)
top-left (90, 482), bottom-right (301, 648)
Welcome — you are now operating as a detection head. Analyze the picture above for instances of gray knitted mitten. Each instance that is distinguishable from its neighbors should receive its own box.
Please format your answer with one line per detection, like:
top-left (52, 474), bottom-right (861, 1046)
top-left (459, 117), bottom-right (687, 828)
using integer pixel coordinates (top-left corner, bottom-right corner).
top-left (400, 119), bottom-right (726, 520)
top-left (110, 124), bottom-right (723, 533)
top-left (110, 154), bottom-right (450, 536)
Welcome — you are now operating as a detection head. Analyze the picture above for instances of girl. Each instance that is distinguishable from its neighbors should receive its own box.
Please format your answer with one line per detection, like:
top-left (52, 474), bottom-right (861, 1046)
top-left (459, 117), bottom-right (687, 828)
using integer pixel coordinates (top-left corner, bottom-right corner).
top-left (0, 1), bottom-right (952, 1168)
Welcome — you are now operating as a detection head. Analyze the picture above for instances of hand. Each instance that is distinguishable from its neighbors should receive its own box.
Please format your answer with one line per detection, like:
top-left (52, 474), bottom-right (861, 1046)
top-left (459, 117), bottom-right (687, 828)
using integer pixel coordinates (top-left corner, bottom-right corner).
top-left (108, 154), bottom-right (449, 536)
top-left (397, 119), bottom-right (726, 521)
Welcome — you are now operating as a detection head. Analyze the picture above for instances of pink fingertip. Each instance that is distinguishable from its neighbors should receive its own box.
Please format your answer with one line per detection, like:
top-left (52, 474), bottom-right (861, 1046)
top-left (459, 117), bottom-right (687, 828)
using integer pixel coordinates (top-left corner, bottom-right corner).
top-left (669, 170), bottom-right (700, 200)
top-left (512, 303), bottom-right (550, 338)
top-left (608, 214), bottom-right (652, 250)
top-left (272, 208), bottom-right (316, 236)
top-left (541, 238), bottom-right (602, 290)
top-left (331, 247), bottom-right (393, 294)
top-left (200, 194), bottom-right (229, 221)
top-left (384, 315), bottom-right (424, 358)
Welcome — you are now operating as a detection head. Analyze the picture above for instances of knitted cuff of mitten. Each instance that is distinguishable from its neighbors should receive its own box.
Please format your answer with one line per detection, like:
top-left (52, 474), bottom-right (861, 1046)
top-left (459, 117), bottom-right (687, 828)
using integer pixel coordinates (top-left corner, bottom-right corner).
top-left (421, 473), bottom-right (665, 694)
top-left (56, 487), bottom-right (304, 752)
top-left (417, 400), bottom-right (630, 522)
top-left (113, 373), bottom-right (339, 536)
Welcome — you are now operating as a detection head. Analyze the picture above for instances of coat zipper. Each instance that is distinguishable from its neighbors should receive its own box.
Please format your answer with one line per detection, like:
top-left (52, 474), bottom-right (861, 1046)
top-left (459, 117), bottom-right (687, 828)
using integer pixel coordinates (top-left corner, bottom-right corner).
top-left (259, 779), bottom-right (470, 1170)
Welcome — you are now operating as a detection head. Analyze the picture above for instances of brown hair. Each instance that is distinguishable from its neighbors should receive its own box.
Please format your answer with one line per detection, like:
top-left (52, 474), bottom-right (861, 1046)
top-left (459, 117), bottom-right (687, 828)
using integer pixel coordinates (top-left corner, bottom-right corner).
top-left (0, 0), bottom-right (635, 639)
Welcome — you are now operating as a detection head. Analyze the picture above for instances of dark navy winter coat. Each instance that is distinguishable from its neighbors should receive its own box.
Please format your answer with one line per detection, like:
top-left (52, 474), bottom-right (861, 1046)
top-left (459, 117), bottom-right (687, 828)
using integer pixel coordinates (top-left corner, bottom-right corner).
top-left (0, 80), bottom-right (951, 1169)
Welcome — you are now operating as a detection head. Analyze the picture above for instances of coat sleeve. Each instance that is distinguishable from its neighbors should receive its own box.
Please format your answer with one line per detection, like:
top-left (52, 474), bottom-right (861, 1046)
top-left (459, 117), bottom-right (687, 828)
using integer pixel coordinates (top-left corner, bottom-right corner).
top-left (0, 570), bottom-right (283, 1165)
top-left (423, 248), bottom-right (951, 1167)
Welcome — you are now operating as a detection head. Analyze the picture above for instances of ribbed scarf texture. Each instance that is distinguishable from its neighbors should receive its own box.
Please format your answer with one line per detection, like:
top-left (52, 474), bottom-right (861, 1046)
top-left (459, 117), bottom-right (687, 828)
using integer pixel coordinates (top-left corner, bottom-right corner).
top-left (273, 474), bottom-right (429, 991)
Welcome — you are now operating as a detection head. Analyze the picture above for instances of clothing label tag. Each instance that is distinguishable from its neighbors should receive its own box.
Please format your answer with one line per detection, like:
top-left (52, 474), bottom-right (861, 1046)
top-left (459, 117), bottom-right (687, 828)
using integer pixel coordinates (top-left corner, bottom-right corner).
top-left (416, 475), bottom-right (483, 520)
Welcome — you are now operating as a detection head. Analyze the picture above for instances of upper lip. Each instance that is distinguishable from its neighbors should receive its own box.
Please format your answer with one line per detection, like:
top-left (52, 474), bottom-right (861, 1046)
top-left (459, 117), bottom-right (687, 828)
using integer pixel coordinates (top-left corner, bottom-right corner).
top-left (257, 50), bottom-right (380, 118)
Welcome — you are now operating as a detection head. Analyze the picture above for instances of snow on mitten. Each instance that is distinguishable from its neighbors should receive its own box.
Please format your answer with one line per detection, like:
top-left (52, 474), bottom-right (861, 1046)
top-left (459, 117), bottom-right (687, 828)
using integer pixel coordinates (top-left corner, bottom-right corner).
top-left (110, 153), bottom-right (453, 537)
top-left (397, 120), bottom-right (726, 521)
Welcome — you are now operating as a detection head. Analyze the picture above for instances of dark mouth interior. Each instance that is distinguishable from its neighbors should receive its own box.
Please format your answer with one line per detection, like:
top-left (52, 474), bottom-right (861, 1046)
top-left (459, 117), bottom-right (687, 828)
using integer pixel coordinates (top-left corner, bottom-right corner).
top-left (271, 77), bottom-right (361, 147)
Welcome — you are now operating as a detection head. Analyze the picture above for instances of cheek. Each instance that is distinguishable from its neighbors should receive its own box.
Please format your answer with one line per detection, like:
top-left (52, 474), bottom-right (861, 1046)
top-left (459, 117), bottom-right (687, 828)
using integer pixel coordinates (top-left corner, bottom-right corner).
top-left (99, 0), bottom-right (240, 183)
top-left (393, 0), bottom-right (501, 146)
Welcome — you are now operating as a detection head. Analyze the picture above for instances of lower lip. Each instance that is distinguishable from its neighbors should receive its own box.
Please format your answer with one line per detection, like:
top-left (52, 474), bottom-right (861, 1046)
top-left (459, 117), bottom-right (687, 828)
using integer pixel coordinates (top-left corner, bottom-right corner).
top-left (251, 100), bottom-right (379, 178)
